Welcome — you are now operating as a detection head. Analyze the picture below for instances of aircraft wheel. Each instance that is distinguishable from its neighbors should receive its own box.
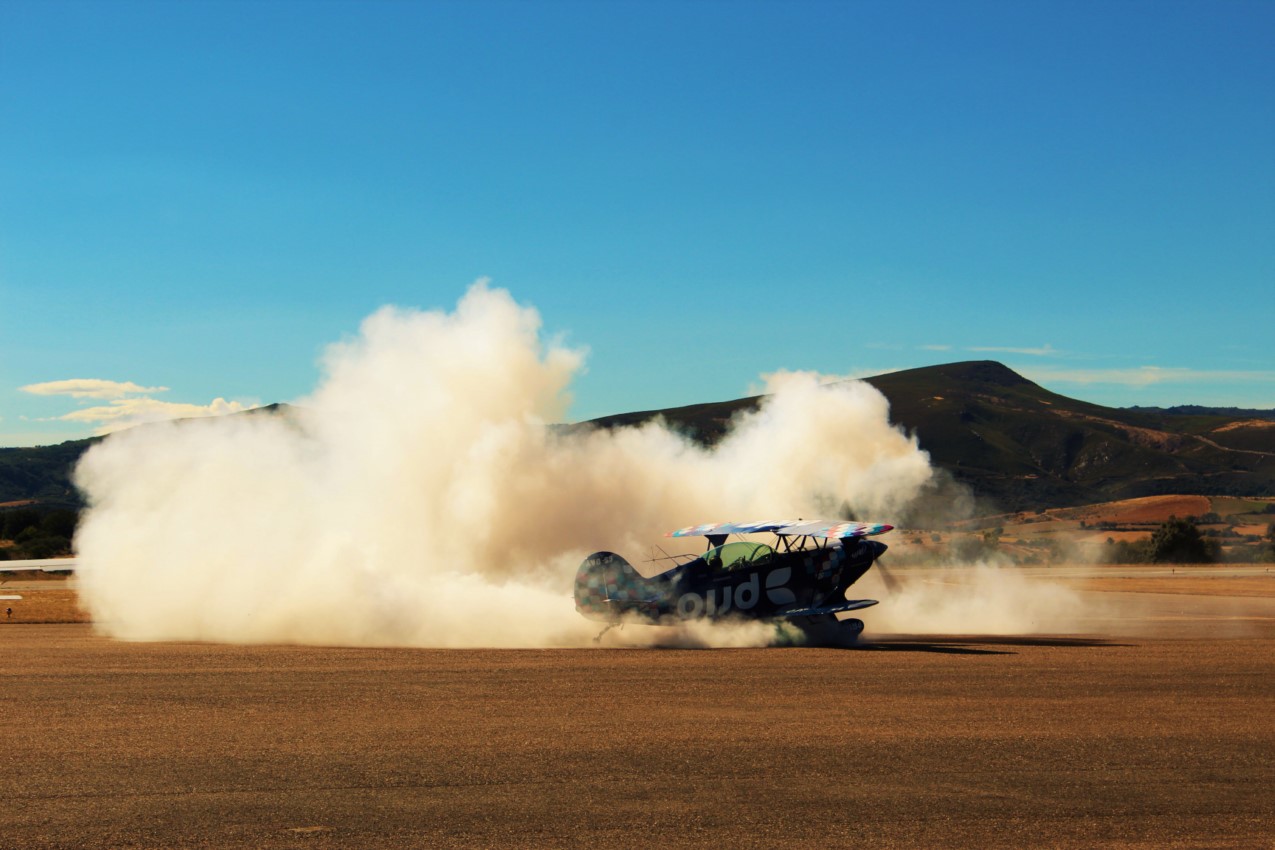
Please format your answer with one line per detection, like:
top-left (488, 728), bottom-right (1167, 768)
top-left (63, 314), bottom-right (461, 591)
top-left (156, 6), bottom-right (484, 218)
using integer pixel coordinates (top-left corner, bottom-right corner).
top-left (841, 618), bottom-right (865, 639)
top-left (795, 615), bottom-right (864, 647)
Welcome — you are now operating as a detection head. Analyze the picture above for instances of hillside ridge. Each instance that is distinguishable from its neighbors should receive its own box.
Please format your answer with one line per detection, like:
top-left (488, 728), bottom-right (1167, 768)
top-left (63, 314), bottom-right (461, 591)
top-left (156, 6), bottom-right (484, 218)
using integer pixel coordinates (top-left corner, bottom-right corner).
top-left (584, 360), bottom-right (1275, 511)
top-left (4, 362), bottom-right (1274, 515)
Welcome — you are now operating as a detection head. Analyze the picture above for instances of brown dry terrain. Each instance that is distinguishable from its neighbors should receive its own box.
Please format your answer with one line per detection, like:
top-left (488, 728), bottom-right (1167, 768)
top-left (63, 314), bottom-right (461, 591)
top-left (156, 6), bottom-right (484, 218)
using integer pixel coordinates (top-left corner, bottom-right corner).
top-left (991, 494), bottom-right (1273, 532)
top-left (1213, 419), bottom-right (1275, 434)
top-left (3, 576), bottom-right (1274, 849)
top-left (929, 495), bottom-right (1275, 565)
top-left (1065, 494), bottom-right (1213, 524)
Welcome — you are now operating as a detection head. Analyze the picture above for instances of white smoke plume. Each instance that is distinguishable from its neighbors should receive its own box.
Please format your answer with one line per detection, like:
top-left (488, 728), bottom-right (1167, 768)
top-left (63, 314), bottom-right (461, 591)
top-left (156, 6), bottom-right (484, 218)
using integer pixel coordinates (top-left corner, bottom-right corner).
top-left (75, 281), bottom-right (939, 647)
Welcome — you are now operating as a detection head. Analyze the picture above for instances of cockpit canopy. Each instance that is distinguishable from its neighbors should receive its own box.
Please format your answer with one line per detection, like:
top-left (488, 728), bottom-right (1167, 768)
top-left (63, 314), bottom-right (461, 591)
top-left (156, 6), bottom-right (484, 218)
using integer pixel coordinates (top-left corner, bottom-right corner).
top-left (703, 541), bottom-right (775, 572)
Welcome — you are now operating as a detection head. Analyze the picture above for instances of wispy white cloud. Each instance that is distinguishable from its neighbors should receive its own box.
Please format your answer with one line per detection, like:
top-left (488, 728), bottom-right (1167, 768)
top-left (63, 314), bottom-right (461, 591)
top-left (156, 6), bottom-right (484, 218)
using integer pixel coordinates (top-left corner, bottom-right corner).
top-left (1019, 366), bottom-right (1275, 388)
top-left (53, 397), bottom-right (247, 434)
top-left (748, 366), bottom-right (902, 395)
top-left (967, 344), bottom-right (1059, 357)
top-left (20, 377), bottom-right (250, 435)
top-left (21, 378), bottom-right (169, 399)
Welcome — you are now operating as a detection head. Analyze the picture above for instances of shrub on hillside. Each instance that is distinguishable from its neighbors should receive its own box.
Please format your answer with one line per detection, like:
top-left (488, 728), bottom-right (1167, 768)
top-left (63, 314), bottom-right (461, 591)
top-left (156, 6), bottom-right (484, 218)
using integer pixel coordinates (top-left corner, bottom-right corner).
top-left (20, 536), bottom-right (68, 560)
top-left (10, 534), bottom-right (71, 560)
top-left (1219, 543), bottom-right (1274, 563)
top-left (1149, 518), bottom-right (1215, 563)
top-left (40, 509), bottom-right (78, 540)
top-left (1, 508), bottom-right (41, 540)
top-left (1102, 538), bottom-right (1150, 563)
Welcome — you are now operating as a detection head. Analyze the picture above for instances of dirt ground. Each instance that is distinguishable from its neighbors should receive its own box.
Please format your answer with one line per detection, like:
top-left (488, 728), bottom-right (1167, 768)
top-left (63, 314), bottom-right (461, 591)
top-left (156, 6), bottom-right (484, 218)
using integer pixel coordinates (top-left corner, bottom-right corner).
top-left (0, 587), bottom-right (89, 623)
top-left (1069, 574), bottom-right (1275, 598)
top-left (2, 576), bottom-right (1273, 849)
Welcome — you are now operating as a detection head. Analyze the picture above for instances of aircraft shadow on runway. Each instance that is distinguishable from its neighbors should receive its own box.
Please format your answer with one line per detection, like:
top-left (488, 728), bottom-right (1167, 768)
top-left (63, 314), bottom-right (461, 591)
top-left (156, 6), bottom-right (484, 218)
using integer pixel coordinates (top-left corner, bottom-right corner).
top-left (851, 635), bottom-right (1132, 655)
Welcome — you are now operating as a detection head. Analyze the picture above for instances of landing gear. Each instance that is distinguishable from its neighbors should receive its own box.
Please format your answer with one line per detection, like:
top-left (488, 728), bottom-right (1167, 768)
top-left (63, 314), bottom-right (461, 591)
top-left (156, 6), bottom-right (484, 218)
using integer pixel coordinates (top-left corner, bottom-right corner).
top-left (793, 615), bottom-right (865, 647)
top-left (593, 622), bottom-right (622, 644)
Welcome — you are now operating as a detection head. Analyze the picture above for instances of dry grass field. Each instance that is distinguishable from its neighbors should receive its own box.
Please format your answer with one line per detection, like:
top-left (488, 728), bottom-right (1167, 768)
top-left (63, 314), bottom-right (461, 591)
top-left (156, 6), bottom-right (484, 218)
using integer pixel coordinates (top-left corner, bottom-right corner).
top-left (1066, 494), bottom-right (1213, 525)
top-left (0, 586), bottom-right (89, 623)
top-left (1069, 573), bottom-right (1275, 598)
top-left (2, 571), bottom-right (1273, 849)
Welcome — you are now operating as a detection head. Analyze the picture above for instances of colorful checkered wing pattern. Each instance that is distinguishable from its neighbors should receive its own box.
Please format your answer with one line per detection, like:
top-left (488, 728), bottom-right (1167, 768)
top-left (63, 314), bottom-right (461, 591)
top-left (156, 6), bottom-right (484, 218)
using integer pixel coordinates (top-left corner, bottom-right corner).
top-left (665, 520), bottom-right (892, 539)
top-left (665, 520), bottom-right (805, 538)
top-left (777, 521), bottom-right (894, 539)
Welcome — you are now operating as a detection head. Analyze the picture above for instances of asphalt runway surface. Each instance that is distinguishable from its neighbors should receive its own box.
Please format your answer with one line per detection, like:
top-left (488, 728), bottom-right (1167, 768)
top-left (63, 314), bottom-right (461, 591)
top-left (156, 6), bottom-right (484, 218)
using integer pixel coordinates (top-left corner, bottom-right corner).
top-left (3, 577), bottom-right (1274, 849)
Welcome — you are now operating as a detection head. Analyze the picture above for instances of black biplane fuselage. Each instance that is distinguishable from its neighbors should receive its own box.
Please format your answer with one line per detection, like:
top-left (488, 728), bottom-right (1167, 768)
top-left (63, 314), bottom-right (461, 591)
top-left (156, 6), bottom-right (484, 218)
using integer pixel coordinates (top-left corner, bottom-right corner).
top-left (574, 520), bottom-right (892, 643)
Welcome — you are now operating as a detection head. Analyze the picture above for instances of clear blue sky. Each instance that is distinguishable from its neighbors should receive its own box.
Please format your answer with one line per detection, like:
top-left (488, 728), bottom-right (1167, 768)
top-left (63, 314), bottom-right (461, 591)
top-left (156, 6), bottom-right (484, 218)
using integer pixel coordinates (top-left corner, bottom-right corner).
top-left (2, 0), bottom-right (1272, 446)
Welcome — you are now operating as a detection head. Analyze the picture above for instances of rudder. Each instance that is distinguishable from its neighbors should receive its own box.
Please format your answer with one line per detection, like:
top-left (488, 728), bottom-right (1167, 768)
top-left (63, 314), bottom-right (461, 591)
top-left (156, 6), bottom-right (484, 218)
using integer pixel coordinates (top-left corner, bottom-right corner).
top-left (574, 551), bottom-right (652, 622)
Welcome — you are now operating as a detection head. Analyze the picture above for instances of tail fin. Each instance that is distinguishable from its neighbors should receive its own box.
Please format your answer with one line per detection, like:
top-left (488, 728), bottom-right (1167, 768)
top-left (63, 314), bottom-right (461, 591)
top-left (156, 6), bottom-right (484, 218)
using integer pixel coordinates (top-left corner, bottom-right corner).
top-left (574, 551), bottom-right (652, 622)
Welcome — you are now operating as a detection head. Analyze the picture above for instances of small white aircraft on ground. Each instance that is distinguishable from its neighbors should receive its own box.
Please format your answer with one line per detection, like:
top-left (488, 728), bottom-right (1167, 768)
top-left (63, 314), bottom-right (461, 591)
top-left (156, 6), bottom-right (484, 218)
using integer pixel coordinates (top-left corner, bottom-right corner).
top-left (0, 558), bottom-right (79, 574)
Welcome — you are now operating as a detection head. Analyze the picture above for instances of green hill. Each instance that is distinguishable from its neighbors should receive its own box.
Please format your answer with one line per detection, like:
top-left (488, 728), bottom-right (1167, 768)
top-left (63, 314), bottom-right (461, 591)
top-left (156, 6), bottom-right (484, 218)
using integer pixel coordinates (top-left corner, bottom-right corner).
top-left (3, 366), bottom-right (1274, 517)
top-left (0, 437), bottom-right (100, 511)
top-left (0, 404), bottom-right (291, 513)
top-left (584, 361), bottom-right (1275, 512)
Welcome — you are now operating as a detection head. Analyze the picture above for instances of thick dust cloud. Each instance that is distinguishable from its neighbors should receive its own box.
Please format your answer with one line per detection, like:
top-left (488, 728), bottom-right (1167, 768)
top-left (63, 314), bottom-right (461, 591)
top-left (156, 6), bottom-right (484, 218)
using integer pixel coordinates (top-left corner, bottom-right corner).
top-left (854, 562), bottom-right (1095, 636)
top-left (74, 282), bottom-right (935, 646)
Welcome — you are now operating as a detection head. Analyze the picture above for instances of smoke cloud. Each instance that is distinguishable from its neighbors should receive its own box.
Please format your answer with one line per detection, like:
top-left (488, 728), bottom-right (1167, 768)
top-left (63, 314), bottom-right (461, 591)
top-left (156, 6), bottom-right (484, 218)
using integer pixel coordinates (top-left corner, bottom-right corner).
top-left (73, 281), bottom-right (1001, 647)
top-left (855, 562), bottom-right (1094, 636)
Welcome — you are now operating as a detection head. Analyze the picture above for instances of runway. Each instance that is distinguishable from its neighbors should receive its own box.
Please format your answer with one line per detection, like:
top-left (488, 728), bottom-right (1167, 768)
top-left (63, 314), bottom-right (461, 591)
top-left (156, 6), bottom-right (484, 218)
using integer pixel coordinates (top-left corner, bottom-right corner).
top-left (4, 610), bottom-right (1273, 848)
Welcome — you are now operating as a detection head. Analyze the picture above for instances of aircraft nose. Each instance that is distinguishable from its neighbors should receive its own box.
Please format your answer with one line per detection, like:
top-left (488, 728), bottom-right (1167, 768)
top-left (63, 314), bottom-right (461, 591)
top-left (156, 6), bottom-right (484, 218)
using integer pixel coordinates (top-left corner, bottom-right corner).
top-left (842, 538), bottom-right (888, 561)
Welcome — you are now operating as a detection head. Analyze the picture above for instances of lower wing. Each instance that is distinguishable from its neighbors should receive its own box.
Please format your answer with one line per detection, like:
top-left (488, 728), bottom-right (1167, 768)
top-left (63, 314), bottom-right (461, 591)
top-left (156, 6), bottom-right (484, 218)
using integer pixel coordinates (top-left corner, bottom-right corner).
top-left (776, 599), bottom-right (878, 618)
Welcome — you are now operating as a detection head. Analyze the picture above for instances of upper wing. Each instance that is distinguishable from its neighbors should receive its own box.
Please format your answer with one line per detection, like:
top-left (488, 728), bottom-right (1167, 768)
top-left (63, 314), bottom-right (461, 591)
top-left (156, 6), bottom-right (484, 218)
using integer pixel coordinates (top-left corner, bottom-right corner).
top-left (775, 521), bottom-right (893, 539)
top-left (666, 520), bottom-right (805, 538)
top-left (0, 558), bottom-right (79, 573)
top-left (666, 520), bottom-right (892, 539)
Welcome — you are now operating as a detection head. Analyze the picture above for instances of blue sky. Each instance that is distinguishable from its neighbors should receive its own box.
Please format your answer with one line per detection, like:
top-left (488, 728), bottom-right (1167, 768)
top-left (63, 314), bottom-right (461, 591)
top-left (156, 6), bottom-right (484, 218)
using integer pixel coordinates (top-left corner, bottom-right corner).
top-left (2, 0), bottom-right (1272, 446)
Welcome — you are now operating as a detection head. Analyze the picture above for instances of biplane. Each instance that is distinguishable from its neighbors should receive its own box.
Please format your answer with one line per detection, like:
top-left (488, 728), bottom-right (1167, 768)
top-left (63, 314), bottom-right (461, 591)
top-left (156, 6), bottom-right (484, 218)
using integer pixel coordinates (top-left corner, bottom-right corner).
top-left (574, 519), bottom-right (893, 644)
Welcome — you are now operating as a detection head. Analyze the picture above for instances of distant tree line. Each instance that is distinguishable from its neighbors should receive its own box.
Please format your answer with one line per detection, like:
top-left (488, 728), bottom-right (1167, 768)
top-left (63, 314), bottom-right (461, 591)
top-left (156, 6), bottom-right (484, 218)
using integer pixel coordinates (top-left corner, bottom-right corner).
top-left (0, 507), bottom-right (77, 560)
top-left (1102, 516), bottom-right (1275, 564)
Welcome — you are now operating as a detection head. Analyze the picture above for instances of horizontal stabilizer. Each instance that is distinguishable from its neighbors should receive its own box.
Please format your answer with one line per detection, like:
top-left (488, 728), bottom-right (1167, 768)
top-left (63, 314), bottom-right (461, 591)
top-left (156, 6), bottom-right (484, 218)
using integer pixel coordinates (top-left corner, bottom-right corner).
top-left (775, 599), bottom-right (879, 619)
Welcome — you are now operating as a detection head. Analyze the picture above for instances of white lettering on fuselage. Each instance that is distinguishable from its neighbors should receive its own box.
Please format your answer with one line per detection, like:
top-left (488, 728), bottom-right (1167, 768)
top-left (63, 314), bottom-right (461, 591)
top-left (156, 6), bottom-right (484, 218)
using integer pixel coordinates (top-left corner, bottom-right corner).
top-left (676, 569), bottom-right (792, 619)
